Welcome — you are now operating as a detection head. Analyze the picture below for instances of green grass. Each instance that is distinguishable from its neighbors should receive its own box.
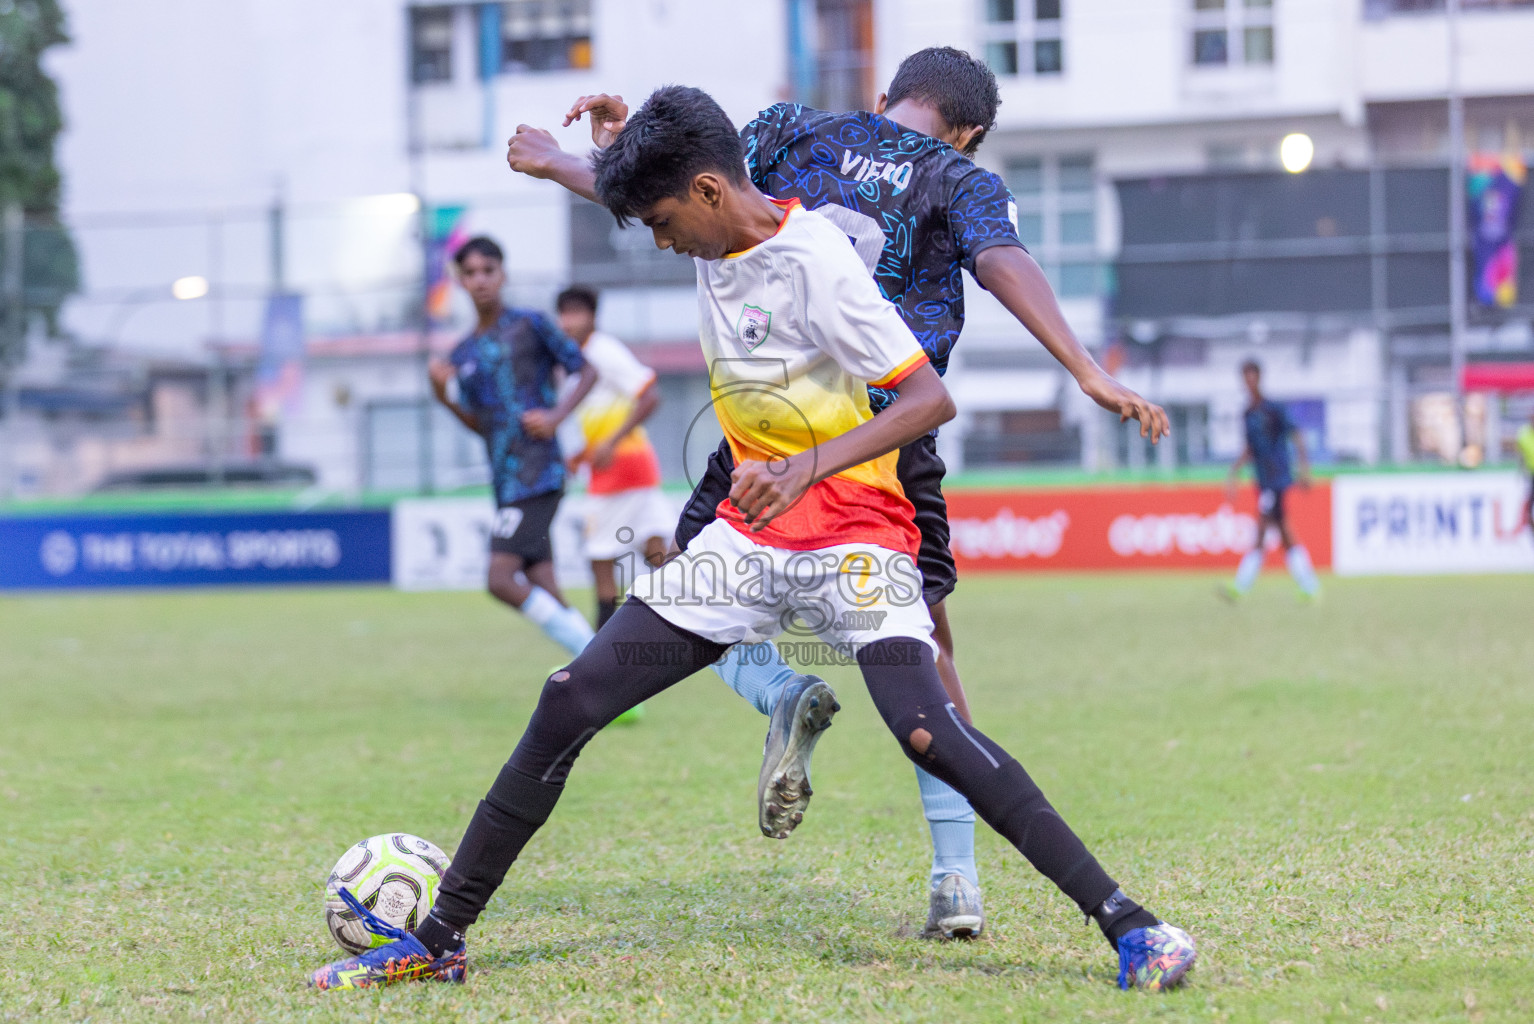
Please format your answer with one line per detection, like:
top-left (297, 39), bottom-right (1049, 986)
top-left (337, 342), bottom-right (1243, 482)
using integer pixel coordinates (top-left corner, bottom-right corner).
top-left (2, 575), bottom-right (1531, 1022)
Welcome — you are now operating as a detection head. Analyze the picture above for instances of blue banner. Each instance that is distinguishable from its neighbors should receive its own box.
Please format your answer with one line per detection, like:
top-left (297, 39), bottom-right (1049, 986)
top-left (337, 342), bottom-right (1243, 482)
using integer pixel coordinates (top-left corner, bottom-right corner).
top-left (0, 510), bottom-right (391, 590)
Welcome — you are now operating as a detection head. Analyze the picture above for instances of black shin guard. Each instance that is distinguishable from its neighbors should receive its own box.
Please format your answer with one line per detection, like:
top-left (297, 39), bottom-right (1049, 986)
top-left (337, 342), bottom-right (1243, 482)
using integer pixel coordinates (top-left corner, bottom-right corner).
top-left (857, 639), bottom-right (1122, 920)
top-left (430, 762), bottom-right (563, 931)
top-left (426, 599), bottom-right (728, 936)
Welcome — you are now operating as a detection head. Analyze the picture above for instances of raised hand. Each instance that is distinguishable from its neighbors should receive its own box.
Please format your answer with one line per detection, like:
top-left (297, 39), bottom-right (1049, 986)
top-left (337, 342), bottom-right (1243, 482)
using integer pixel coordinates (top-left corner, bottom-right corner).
top-left (563, 93), bottom-right (629, 148)
top-left (505, 124), bottom-right (565, 179)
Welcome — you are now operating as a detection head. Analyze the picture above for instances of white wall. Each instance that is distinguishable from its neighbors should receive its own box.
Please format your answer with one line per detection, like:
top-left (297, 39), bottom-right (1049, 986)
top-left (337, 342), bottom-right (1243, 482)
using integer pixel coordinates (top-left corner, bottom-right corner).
top-left (46, 0), bottom-right (789, 358)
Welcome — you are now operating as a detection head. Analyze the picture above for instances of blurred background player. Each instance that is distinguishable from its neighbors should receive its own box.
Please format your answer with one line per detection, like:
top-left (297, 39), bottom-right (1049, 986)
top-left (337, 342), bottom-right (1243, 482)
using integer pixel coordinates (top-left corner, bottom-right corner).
top-left (1223, 359), bottom-right (1321, 601)
top-left (554, 285), bottom-right (671, 629)
top-left (427, 236), bottom-right (599, 658)
top-left (511, 47), bottom-right (1169, 940)
top-left (1520, 410), bottom-right (1534, 532)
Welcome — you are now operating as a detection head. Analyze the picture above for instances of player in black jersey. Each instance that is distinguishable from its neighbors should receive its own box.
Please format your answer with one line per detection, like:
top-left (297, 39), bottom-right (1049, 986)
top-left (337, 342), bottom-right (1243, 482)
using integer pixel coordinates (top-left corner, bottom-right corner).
top-left (507, 47), bottom-right (1170, 940)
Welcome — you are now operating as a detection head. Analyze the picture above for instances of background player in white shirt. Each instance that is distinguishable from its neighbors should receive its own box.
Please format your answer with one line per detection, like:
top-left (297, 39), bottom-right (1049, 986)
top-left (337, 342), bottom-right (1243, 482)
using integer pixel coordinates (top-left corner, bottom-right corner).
top-left (554, 285), bottom-right (672, 629)
top-left (311, 85), bottom-right (1194, 995)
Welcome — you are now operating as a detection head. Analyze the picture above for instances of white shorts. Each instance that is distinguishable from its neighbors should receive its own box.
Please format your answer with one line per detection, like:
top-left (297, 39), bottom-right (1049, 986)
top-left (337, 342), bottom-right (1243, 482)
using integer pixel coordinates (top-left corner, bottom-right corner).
top-left (582, 487), bottom-right (675, 560)
top-left (630, 519), bottom-right (937, 655)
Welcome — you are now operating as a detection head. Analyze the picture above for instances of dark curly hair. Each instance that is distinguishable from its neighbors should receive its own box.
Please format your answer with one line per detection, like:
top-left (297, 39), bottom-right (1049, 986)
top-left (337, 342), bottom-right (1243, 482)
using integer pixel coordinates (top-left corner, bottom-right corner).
top-left (592, 85), bottom-right (748, 226)
top-left (886, 47), bottom-right (1001, 154)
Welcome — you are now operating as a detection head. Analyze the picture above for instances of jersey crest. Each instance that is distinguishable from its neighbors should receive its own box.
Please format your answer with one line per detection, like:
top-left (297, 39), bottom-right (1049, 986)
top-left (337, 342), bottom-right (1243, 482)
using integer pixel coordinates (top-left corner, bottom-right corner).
top-left (737, 305), bottom-right (773, 350)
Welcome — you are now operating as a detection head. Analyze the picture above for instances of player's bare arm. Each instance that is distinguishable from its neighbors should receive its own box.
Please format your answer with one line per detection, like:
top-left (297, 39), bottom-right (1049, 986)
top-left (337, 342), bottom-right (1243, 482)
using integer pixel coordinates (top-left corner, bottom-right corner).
top-left (975, 245), bottom-right (1170, 443)
top-left (521, 363), bottom-right (598, 439)
top-left (506, 125), bottom-right (601, 203)
top-left (506, 94), bottom-right (628, 201)
top-left (589, 379), bottom-right (659, 469)
top-left (1226, 445), bottom-right (1251, 500)
top-left (1292, 427), bottom-right (1312, 490)
top-left (427, 358), bottom-right (480, 434)
top-left (731, 363), bottom-right (955, 530)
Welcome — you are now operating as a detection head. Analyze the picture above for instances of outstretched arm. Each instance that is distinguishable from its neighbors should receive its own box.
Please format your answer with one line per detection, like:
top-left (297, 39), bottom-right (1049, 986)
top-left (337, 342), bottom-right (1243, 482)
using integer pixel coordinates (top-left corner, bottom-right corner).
top-left (974, 245), bottom-right (1170, 443)
top-left (504, 94), bottom-right (630, 203)
top-left (730, 362), bottom-right (954, 530)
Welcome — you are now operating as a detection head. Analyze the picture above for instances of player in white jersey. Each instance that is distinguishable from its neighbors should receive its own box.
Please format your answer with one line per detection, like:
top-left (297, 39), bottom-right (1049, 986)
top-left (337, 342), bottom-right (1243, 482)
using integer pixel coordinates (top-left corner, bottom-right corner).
top-left (309, 86), bottom-right (1194, 994)
top-left (554, 285), bottom-right (673, 630)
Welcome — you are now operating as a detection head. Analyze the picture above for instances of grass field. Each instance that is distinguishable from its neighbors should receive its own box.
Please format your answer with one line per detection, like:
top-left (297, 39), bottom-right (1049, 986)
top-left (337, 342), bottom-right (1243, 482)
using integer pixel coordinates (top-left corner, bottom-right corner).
top-left (2, 574), bottom-right (1531, 1023)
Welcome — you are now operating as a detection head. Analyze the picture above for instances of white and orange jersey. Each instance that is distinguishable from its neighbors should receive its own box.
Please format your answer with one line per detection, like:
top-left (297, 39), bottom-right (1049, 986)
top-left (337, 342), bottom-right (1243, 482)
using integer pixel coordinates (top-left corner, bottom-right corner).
top-left (572, 331), bottom-right (663, 495)
top-left (694, 197), bottom-right (929, 556)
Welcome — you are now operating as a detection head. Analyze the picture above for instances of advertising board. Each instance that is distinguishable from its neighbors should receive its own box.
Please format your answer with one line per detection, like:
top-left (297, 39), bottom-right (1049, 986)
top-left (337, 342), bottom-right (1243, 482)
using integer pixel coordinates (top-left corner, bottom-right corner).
top-left (0, 510), bottom-right (391, 589)
top-left (1332, 472), bottom-right (1534, 575)
top-left (945, 483), bottom-right (1333, 573)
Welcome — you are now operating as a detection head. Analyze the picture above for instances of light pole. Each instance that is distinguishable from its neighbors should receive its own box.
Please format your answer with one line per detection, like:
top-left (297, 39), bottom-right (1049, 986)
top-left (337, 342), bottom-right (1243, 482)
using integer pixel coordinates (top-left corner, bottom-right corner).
top-left (1447, 0), bottom-right (1469, 452)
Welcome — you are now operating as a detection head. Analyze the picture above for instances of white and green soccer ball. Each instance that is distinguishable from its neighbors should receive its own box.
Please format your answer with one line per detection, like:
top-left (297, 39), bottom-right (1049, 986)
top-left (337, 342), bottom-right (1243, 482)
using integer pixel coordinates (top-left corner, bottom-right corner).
top-left (323, 833), bottom-right (451, 955)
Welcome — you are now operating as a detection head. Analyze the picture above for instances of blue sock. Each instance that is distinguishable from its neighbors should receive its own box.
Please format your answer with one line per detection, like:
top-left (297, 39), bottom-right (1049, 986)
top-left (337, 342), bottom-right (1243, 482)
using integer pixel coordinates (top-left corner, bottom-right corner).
top-left (1234, 549), bottom-right (1264, 593)
top-left (915, 766), bottom-right (978, 889)
top-left (1286, 545), bottom-right (1320, 596)
top-left (548, 606), bottom-right (595, 658)
top-left (519, 587), bottom-right (593, 659)
top-left (710, 642), bottom-right (798, 716)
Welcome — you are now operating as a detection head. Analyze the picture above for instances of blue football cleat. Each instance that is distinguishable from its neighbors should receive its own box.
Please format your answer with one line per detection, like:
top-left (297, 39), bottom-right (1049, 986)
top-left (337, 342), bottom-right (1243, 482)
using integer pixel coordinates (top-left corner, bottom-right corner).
top-left (309, 888), bottom-right (466, 990)
top-left (1116, 922), bottom-right (1196, 991)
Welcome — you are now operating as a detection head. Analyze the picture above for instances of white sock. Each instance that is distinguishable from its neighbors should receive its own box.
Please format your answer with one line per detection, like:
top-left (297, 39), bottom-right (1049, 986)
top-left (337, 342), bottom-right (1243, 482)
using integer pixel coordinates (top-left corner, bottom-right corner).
top-left (1286, 545), bottom-right (1320, 596)
top-left (1234, 549), bottom-right (1264, 593)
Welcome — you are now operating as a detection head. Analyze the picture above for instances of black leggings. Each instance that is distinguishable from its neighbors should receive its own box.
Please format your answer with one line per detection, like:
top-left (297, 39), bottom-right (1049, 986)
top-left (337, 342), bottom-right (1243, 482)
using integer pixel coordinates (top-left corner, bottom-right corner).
top-left (432, 598), bottom-right (1120, 930)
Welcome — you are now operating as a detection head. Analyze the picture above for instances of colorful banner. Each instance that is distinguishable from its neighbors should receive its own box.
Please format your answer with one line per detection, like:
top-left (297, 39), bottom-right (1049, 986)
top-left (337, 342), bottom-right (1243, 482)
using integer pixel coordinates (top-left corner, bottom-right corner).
top-left (0, 510), bottom-right (392, 590)
top-left (254, 293), bottom-right (305, 420)
top-left (945, 483), bottom-right (1333, 574)
top-left (425, 204), bottom-right (470, 324)
top-left (1469, 153), bottom-right (1525, 309)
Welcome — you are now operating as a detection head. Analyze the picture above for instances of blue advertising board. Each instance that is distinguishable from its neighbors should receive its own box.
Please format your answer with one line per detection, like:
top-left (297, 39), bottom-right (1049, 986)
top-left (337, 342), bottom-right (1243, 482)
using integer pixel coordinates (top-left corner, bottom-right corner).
top-left (0, 510), bottom-right (391, 590)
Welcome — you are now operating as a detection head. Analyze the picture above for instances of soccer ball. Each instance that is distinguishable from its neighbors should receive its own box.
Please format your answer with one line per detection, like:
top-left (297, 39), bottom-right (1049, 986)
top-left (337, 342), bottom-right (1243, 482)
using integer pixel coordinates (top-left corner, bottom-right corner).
top-left (323, 833), bottom-right (450, 955)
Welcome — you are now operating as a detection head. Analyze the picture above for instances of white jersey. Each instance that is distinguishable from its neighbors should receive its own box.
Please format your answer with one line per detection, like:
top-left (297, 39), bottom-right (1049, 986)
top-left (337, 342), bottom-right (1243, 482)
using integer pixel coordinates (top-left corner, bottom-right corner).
top-left (692, 197), bottom-right (929, 556)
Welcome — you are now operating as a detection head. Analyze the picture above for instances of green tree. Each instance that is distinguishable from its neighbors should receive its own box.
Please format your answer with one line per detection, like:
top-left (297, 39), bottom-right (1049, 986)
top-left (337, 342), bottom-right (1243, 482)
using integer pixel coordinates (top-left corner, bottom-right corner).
top-left (0, 0), bottom-right (78, 376)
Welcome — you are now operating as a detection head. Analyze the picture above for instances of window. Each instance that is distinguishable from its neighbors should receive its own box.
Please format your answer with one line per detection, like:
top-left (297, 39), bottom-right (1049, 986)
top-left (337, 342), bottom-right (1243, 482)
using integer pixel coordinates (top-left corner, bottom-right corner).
top-left (410, 6), bottom-right (454, 84)
top-left (501, 0), bottom-right (593, 73)
top-left (1005, 154), bottom-right (1101, 298)
top-left (982, 0), bottom-right (1065, 77)
top-left (1191, 0), bottom-right (1274, 67)
top-left (1365, 0), bottom-right (1534, 14)
top-left (787, 0), bottom-right (875, 111)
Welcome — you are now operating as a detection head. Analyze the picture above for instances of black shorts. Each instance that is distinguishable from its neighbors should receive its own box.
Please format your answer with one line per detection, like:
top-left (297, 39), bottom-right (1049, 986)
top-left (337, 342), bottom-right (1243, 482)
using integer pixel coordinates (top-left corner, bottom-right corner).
top-left (488, 490), bottom-right (563, 566)
top-left (1257, 485), bottom-right (1288, 525)
top-left (673, 435), bottom-right (957, 606)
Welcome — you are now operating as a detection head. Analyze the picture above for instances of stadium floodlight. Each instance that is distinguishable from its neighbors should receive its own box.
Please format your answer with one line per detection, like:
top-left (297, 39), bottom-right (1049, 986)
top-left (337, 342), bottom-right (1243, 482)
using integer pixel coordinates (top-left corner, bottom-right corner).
top-left (171, 275), bottom-right (209, 300)
top-left (1279, 133), bottom-right (1314, 174)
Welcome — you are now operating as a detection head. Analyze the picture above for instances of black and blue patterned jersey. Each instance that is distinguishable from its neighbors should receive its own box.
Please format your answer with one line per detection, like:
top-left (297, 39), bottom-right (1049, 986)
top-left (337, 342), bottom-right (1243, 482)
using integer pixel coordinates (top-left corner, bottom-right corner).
top-left (741, 103), bottom-right (1024, 411)
top-left (450, 307), bottom-right (586, 505)
top-left (1244, 399), bottom-right (1295, 492)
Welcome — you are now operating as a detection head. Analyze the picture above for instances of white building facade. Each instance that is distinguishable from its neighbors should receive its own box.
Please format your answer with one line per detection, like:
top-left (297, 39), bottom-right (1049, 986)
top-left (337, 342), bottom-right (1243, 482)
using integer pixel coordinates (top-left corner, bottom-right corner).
top-left (31, 0), bottom-right (1534, 495)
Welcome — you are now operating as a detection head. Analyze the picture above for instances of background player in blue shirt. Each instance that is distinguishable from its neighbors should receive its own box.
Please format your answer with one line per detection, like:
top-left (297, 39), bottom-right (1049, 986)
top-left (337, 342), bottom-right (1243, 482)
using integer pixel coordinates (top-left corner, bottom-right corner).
top-left (507, 48), bottom-right (1170, 939)
top-left (428, 235), bottom-right (600, 658)
top-left (1223, 359), bottom-right (1321, 600)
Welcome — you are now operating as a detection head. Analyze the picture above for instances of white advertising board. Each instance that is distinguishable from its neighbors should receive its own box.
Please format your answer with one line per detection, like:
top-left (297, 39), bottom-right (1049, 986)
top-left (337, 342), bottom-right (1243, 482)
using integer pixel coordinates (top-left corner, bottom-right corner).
top-left (1332, 472), bottom-right (1534, 576)
top-left (392, 493), bottom-right (683, 591)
